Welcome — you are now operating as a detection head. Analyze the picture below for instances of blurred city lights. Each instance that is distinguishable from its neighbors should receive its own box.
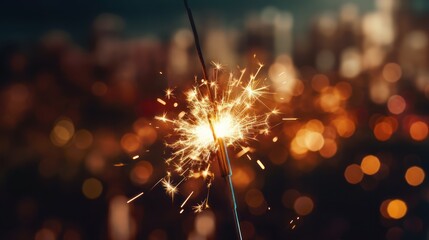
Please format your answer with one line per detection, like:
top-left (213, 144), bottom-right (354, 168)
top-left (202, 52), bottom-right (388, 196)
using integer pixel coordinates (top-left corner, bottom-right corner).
top-left (360, 155), bottom-right (381, 175)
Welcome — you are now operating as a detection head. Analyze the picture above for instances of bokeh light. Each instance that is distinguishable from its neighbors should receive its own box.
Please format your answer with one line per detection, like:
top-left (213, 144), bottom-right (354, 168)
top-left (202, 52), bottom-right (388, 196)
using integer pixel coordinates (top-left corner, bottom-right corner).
top-left (409, 121), bottom-right (428, 141)
top-left (245, 189), bottom-right (265, 208)
top-left (195, 210), bottom-right (216, 237)
top-left (293, 196), bottom-right (314, 216)
top-left (405, 166), bottom-right (425, 186)
top-left (319, 138), bottom-right (337, 158)
top-left (373, 121), bottom-right (393, 141)
top-left (120, 133), bottom-right (141, 153)
top-left (74, 130), bottom-right (94, 149)
top-left (386, 199), bottom-right (407, 219)
top-left (344, 164), bottom-right (364, 184)
top-left (82, 178), bottom-right (103, 199)
top-left (387, 95), bottom-right (406, 115)
top-left (382, 63), bottom-right (402, 82)
top-left (361, 155), bottom-right (381, 175)
top-left (35, 228), bottom-right (55, 240)
top-left (50, 119), bottom-right (75, 147)
top-left (130, 161), bottom-right (153, 185)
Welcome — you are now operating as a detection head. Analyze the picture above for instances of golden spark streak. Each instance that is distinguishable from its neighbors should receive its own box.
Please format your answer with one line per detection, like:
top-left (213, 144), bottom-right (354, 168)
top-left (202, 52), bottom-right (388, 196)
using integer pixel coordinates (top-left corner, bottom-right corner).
top-left (283, 117), bottom-right (298, 121)
top-left (165, 88), bottom-right (174, 99)
top-left (236, 147), bottom-right (250, 158)
top-left (127, 192), bottom-right (144, 203)
top-left (180, 191), bottom-right (194, 208)
top-left (132, 155), bottom-right (139, 160)
top-left (157, 98), bottom-right (167, 105)
top-left (256, 160), bottom-right (265, 170)
top-left (156, 62), bottom-right (294, 208)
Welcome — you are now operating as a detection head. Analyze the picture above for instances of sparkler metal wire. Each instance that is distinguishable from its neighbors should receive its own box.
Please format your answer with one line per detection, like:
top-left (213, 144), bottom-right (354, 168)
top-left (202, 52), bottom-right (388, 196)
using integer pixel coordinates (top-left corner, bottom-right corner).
top-left (183, 0), bottom-right (243, 239)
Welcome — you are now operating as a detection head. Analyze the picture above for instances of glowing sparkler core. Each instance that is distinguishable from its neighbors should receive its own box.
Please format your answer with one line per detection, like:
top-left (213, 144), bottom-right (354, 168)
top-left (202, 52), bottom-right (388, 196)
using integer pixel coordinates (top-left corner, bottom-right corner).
top-left (157, 63), bottom-right (277, 206)
top-left (163, 64), bottom-right (272, 172)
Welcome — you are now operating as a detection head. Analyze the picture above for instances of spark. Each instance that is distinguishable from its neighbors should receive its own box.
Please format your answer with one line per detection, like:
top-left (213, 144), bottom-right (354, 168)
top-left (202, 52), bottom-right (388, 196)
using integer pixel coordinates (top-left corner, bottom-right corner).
top-left (193, 199), bottom-right (210, 213)
top-left (156, 62), bottom-right (294, 210)
top-left (193, 203), bottom-right (204, 213)
top-left (155, 113), bottom-right (173, 123)
top-left (181, 191), bottom-right (194, 208)
top-left (178, 111), bottom-right (186, 119)
top-left (272, 136), bottom-right (278, 142)
top-left (256, 160), bottom-right (266, 170)
top-left (132, 155), bottom-right (139, 160)
top-left (165, 88), bottom-right (174, 99)
top-left (113, 163), bottom-right (125, 167)
top-left (283, 117), bottom-right (298, 121)
top-left (180, 209), bottom-right (184, 214)
top-left (127, 192), bottom-right (144, 204)
top-left (236, 146), bottom-right (250, 158)
top-left (162, 177), bottom-right (179, 200)
top-left (157, 98), bottom-right (167, 105)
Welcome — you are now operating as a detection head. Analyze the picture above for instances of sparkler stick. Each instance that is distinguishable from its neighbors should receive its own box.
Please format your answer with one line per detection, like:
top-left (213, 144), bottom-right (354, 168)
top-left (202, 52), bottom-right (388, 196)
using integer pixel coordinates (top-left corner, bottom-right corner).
top-left (184, 0), bottom-right (243, 239)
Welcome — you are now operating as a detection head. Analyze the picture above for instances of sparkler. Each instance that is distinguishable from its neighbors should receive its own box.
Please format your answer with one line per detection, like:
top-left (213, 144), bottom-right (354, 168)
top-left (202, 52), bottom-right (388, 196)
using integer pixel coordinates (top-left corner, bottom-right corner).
top-left (152, 1), bottom-right (293, 239)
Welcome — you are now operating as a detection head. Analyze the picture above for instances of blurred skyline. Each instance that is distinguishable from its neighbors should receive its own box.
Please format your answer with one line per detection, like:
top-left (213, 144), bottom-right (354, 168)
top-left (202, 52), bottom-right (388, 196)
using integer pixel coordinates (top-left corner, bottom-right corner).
top-left (0, 0), bottom-right (380, 42)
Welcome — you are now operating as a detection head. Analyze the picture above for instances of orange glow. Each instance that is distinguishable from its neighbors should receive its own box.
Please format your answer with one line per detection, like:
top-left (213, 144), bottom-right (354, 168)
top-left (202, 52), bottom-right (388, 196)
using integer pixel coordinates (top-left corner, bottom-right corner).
top-left (290, 138), bottom-right (308, 157)
top-left (232, 166), bottom-right (255, 188)
top-left (370, 79), bottom-right (390, 104)
top-left (387, 95), bottom-right (406, 115)
top-left (373, 122), bottom-right (393, 141)
top-left (319, 138), bottom-right (337, 158)
top-left (311, 74), bottom-right (330, 92)
top-left (133, 118), bottom-right (157, 146)
top-left (383, 116), bottom-right (399, 131)
top-left (405, 166), bottom-right (425, 186)
top-left (293, 80), bottom-right (305, 96)
top-left (305, 119), bottom-right (324, 133)
top-left (35, 228), bottom-right (55, 240)
top-left (335, 82), bottom-right (352, 100)
top-left (120, 133), bottom-right (141, 153)
top-left (50, 119), bottom-right (75, 147)
top-left (293, 196), bottom-right (314, 216)
top-left (382, 63), bottom-right (402, 83)
top-left (319, 87), bottom-right (342, 112)
top-left (82, 178), bottom-right (103, 199)
top-left (245, 189), bottom-right (265, 208)
top-left (387, 199), bottom-right (407, 219)
top-left (74, 129), bottom-right (93, 149)
top-left (92, 81), bottom-right (108, 96)
top-left (361, 155), bottom-right (381, 175)
top-left (409, 121), bottom-right (428, 141)
top-left (344, 164), bottom-right (364, 184)
top-left (195, 211), bottom-right (216, 237)
top-left (130, 161), bottom-right (153, 185)
top-left (332, 116), bottom-right (355, 138)
top-left (380, 199), bottom-right (391, 219)
top-left (304, 132), bottom-right (325, 152)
